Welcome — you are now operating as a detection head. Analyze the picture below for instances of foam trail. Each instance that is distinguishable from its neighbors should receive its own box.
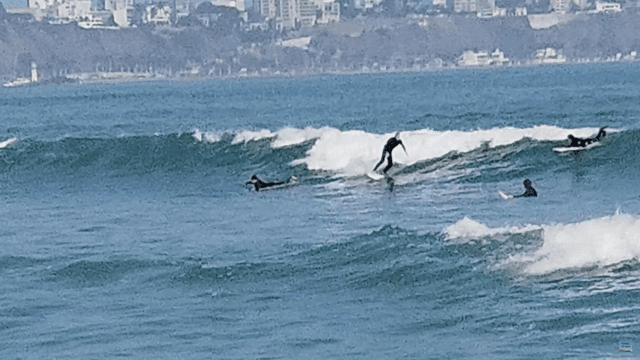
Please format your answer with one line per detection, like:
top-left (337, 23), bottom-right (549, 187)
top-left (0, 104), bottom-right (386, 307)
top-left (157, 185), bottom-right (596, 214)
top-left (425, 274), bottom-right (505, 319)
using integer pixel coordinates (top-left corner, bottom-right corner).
top-left (526, 212), bottom-right (640, 275)
top-left (0, 137), bottom-right (19, 149)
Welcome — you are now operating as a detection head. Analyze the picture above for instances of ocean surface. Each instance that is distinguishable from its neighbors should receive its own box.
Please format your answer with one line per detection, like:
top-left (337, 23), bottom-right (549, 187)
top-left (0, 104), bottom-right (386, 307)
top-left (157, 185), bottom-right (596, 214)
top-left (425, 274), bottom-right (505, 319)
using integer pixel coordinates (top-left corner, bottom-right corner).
top-left (1, 63), bottom-right (640, 359)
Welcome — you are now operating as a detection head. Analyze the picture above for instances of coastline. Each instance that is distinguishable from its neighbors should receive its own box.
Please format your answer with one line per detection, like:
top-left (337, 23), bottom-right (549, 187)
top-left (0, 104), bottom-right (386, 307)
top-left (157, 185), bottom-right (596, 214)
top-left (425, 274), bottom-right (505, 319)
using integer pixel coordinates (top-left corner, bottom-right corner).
top-left (14, 56), bottom-right (637, 88)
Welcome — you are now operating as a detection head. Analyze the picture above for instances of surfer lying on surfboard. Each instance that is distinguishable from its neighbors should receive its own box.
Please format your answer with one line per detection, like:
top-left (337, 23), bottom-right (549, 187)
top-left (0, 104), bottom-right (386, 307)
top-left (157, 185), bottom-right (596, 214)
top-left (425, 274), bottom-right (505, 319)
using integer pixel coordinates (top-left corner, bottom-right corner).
top-left (373, 132), bottom-right (408, 174)
top-left (246, 174), bottom-right (298, 191)
top-left (567, 127), bottom-right (607, 148)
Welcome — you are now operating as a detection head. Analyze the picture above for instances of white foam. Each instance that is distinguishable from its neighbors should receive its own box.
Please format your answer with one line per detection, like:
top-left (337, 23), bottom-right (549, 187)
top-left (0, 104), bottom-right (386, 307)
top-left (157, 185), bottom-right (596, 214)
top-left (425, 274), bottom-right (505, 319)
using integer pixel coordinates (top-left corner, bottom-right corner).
top-left (192, 129), bottom-right (222, 143)
top-left (446, 212), bottom-right (640, 275)
top-left (526, 212), bottom-right (640, 275)
top-left (232, 129), bottom-right (276, 145)
top-left (0, 137), bottom-right (19, 149)
top-left (445, 216), bottom-right (541, 243)
top-left (230, 127), bottom-right (328, 148)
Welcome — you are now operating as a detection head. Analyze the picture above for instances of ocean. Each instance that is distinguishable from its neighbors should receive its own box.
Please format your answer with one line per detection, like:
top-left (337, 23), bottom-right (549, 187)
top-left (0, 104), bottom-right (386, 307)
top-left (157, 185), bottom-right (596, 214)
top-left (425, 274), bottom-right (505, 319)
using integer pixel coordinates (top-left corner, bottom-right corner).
top-left (1, 63), bottom-right (640, 359)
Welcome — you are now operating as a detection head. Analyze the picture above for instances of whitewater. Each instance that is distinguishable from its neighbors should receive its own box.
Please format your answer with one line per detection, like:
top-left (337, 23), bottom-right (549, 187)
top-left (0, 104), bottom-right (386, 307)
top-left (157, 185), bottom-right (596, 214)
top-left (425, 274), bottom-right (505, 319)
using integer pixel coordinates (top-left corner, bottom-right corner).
top-left (1, 63), bottom-right (640, 359)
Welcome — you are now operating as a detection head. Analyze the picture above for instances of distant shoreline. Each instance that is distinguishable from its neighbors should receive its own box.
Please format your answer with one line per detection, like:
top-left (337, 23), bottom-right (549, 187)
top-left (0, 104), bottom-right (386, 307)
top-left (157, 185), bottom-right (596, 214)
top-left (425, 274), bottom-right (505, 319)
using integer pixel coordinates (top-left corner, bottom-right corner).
top-left (5, 60), bottom-right (640, 88)
top-left (8, 57), bottom-right (638, 89)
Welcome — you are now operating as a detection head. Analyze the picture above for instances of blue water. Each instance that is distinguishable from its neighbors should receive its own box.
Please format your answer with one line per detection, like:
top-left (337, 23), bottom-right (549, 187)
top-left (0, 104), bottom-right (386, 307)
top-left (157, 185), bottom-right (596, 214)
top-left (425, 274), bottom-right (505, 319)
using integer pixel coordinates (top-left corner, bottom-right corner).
top-left (2, 63), bottom-right (640, 359)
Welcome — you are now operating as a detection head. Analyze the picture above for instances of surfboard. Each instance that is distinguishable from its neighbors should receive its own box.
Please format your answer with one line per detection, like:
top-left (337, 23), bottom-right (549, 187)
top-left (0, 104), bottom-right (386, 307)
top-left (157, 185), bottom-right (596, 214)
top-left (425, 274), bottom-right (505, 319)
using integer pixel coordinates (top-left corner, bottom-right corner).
top-left (0, 137), bottom-right (18, 149)
top-left (553, 142), bottom-right (601, 153)
top-left (498, 191), bottom-right (513, 200)
top-left (366, 172), bottom-right (385, 180)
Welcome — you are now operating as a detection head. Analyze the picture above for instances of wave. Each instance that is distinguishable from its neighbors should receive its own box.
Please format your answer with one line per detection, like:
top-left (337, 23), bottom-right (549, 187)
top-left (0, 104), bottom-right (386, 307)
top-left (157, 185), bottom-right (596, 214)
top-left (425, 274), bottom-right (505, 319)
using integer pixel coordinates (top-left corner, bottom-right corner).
top-left (1, 126), bottom-right (635, 187)
top-left (193, 125), bottom-right (619, 176)
top-left (445, 212), bottom-right (640, 276)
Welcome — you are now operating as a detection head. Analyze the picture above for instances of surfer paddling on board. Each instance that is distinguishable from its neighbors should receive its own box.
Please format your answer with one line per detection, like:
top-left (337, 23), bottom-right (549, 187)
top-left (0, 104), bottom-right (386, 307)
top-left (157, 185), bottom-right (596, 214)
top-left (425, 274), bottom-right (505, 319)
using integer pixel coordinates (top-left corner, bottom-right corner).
top-left (500, 179), bottom-right (537, 199)
top-left (373, 132), bottom-right (408, 174)
top-left (246, 174), bottom-right (298, 191)
top-left (515, 179), bottom-right (537, 198)
top-left (567, 127), bottom-right (607, 148)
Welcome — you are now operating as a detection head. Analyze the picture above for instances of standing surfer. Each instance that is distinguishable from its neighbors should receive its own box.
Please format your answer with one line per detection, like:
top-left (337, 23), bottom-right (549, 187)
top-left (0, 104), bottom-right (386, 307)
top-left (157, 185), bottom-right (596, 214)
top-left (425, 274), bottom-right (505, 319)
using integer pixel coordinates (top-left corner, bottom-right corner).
top-left (373, 132), bottom-right (408, 174)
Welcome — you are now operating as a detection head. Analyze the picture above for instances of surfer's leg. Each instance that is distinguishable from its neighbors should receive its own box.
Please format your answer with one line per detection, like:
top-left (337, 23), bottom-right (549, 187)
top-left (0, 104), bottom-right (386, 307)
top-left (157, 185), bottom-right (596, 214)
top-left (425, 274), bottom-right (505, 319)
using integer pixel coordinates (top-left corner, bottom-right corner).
top-left (383, 153), bottom-right (393, 173)
top-left (373, 152), bottom-right (387, 171)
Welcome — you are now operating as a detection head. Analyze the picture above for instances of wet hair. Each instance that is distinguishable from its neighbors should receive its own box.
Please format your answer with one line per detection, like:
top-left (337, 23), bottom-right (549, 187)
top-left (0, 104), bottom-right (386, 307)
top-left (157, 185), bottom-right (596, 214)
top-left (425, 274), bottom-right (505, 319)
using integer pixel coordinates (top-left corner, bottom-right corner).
top-left (524, 179), bottom-right (532, 187)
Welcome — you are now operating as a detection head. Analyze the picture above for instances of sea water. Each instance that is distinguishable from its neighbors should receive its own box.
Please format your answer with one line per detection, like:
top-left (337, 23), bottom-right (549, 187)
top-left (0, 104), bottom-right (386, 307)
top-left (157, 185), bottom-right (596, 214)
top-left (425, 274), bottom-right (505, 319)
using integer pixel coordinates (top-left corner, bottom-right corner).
top-left (1, 63), bottom-right (640, 359)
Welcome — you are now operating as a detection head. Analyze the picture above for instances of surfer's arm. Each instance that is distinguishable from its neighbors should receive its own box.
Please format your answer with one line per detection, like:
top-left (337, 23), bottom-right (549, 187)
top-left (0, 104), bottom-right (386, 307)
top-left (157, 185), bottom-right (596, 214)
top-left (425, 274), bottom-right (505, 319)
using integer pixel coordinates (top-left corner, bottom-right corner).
top-left (400, 142), bottom-right (408, 155)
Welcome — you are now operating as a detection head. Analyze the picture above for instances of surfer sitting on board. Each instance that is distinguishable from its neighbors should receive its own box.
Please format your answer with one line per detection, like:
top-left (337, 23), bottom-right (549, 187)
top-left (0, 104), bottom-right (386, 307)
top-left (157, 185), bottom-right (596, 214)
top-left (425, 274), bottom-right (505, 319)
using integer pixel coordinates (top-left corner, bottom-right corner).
top-left (514, 179), bottom-right (537, 198)
top-left (246, 174), bottom-right (297, 191)
top-left (373, 132), bottom-right (408, 174)
top-left (567, 127), bottom-right (607, 148)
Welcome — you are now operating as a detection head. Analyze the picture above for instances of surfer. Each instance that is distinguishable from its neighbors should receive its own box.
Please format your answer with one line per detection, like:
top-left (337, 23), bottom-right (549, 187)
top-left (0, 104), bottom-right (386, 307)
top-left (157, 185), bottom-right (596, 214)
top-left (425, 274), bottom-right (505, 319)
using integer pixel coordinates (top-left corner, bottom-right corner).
top-left (373, 132), bottom-right (408, 174)
top-left (514, 179), bottom-right (537, 198)
top-left (567, 127), bottom-right (607, 148)
top-left (246, 174), bottom-right (297, 191)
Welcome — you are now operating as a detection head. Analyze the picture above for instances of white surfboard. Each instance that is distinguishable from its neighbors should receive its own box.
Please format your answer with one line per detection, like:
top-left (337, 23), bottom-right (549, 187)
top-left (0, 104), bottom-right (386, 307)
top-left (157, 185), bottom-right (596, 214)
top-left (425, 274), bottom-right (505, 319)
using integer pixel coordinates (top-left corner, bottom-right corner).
top-left (553, 142), bottom-right (601, 153)
top-left (0, 137), bottom-right (18, 149)
top-left (498, 191), bottom-right (513, 200)
top-left (366, 172), bottom-right (385, 180)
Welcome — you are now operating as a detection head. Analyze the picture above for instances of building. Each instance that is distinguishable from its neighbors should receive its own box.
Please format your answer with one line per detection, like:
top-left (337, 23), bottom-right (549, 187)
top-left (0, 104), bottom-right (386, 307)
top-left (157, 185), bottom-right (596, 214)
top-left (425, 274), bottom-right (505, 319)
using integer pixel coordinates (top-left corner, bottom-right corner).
top-left (213, 0), bottom-right (246, 12)
top-left (258, 0), bottom-right (338, 29)
top-left (56, 0), bottom-right (92, 21)
top-left (594, 1), bottom-right (622, 12)
top-left (145, 4), bottom-right (172, 24)
top-left (476, 0), bottom-right (494, 17)
top-left (550, 0), bottom-right (570, 13)
top-left (458, 49), bottom-right (509, 66)
top-left (534, 48), bottom-right (567, 64)
top-left (105, 0), bottom-right (134, 27)
top-left (454, 0), bottom-right (476, 13)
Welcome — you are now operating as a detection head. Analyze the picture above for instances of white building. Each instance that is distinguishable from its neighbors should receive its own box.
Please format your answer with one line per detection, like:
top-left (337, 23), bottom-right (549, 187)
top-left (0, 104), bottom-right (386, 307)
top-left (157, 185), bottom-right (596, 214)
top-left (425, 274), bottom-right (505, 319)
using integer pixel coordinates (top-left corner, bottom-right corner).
top-left (534, 48), bottom-right (567, 64)
top-left (354, 0), bottom-right (382, 10)
top-left (259, 0), bottom-right (338, 29)
top-left (105, 0), bottom-right (134, 27)
top-left (476, 0), bottom-right (494, 17)
top-left (515, 7), bottom-right (527, 16)
top-left (594, 1), bottom-right (622, 12)
top-left (454, 0), bottom-right (476, 13)
top-left (213, 0), bottom-right (246, 12)
top-left (550, 0), bottom-right (570, 13)
top-left (145, 5), bottom-right (172, 25)
top-left (56, 0), bottom-right (92, 21)
top-left (458, 49), bottom-right (509, 66)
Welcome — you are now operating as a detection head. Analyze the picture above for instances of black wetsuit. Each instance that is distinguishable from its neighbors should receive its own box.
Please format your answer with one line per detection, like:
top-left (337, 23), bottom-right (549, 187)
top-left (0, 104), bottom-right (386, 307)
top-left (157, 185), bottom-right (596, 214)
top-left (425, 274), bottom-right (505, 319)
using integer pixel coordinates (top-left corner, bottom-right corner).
top-left (568, 127), bottom-right (607, 147)
top-left (246, 175), bottom-right (285, 191)
top-left (514, 182), bottom-right (537, 198)
top-left (373, 137), bottom-right (404, 174)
